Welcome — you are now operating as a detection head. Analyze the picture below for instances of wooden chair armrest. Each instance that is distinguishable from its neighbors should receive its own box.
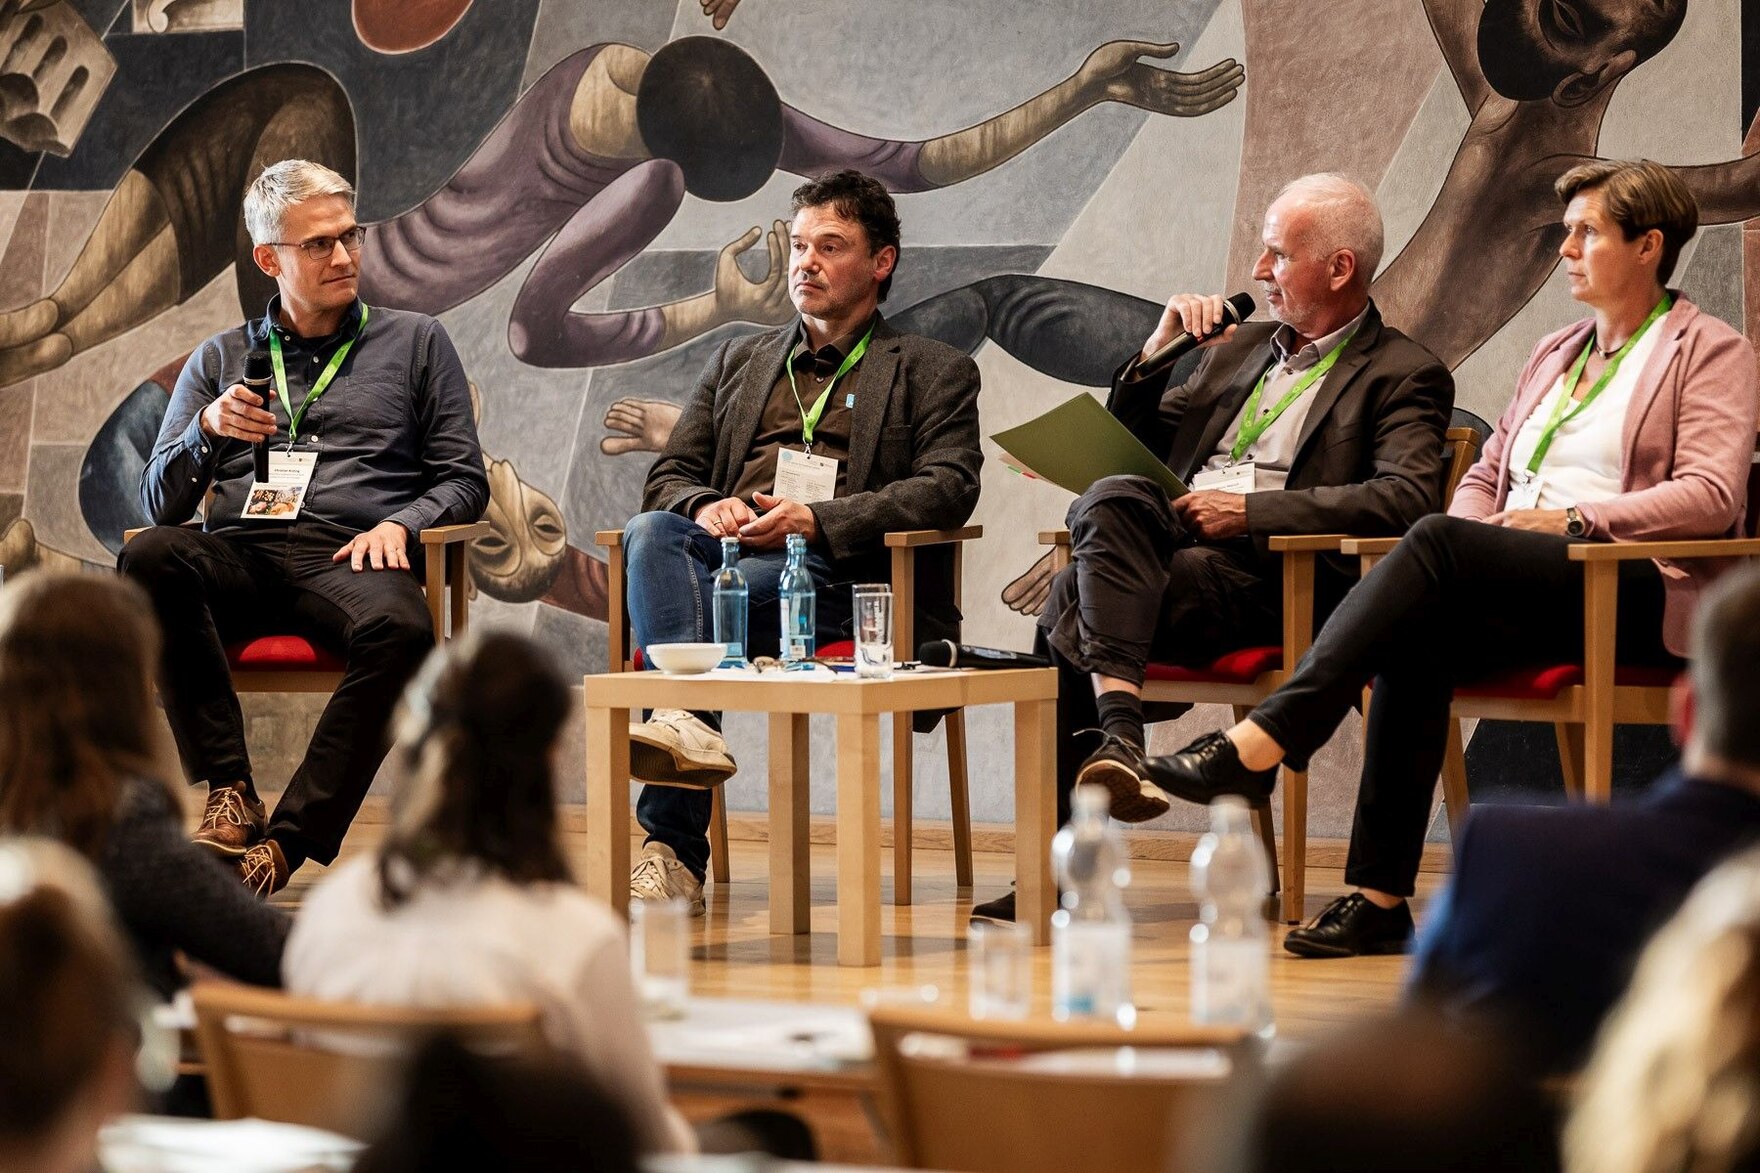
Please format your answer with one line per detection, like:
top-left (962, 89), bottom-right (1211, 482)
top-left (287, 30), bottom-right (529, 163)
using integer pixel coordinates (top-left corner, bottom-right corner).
top-left (1267, 534), bottom-right (1353, 553)
top-left (1038, 529), bottom-right (1071, 548)
top-left (1568, 538), bottom-right (1760, 562)
top-left (1338, 537), bottom-right (1400, 557)
top-left (418, 522), bottom-right (490, 546)
top-left (884, 526), bottom-right (982, 548)
top-left (122, 527), bottom-right (147, 544)
top-left (594, 529), bottom-right (624, 549)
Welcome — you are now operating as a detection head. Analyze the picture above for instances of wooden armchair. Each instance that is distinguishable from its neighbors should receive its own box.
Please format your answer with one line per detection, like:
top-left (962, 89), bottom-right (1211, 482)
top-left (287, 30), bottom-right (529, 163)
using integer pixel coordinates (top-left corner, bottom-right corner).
top-left (190, 984), bottom-right (545, 1139)
top-left (1042, 425), bottom-right (1483, 922)
top-left (122, 522), bottom-right (488, 690)
top-left (598, 525), bottom-right (982, 901)
top-left (1343, 452), bottom-right (1760, 807)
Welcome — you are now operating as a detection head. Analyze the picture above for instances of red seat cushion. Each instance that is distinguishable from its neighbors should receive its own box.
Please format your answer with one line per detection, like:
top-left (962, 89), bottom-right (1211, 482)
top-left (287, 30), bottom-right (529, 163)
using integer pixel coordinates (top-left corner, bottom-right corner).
top-left (1458, 662), bottom-right (1682, 700)
top-left (227, 635), bottom-right (345, 673)
top-left (1143, 645), bottom-right (1283, 685)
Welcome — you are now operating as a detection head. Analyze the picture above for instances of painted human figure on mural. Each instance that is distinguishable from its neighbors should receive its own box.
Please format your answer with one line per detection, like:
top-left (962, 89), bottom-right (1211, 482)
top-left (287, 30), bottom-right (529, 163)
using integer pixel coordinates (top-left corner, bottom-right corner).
top-left (1368, 0), bottom-right (1760, 367)
top-left (0, 36), bottom-right (1243, 386)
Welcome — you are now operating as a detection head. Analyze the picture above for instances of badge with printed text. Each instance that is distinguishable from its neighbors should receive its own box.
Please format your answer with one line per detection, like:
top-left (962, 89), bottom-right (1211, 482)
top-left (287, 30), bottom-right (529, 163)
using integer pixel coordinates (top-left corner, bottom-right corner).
top-left (773, 447), bottom-right (838, 504)
top-left (1505, 471), bottom-right (1543, 512)
top-left (1191, 462), bottom-right (1258, 494)
top-left (242, 449), bottom-right (317, 521)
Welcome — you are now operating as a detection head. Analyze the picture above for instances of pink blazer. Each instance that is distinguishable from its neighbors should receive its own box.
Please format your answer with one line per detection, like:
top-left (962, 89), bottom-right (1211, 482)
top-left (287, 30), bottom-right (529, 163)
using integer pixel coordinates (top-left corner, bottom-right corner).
top-left (1450, 297), bottom-right (1759, 656)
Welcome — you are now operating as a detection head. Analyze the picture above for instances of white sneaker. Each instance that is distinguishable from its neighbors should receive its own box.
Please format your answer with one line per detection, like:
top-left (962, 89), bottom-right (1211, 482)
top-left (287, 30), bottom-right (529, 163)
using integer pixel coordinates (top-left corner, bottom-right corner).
top-left (629, 709), bottom-right (737, 788)
top-left (630, 842), bottom-right (706, 916)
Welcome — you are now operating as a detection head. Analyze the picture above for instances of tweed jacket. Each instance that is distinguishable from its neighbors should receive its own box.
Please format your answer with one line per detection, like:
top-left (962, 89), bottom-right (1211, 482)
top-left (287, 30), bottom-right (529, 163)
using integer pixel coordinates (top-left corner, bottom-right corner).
top-left (642, 313), bottom-right (982, 644)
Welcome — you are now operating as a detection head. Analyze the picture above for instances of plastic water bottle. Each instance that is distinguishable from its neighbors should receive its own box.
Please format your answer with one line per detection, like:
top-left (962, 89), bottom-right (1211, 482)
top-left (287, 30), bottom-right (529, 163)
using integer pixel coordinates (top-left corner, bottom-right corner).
top-left (778, 533), bottom-right (816, 667)
top-left (711, 537), bottom-right (748, 668)
top-left (1051, 784), bottom-right (1134, 1025)
top-left (1189, 796), bottom-right (1273, 1036)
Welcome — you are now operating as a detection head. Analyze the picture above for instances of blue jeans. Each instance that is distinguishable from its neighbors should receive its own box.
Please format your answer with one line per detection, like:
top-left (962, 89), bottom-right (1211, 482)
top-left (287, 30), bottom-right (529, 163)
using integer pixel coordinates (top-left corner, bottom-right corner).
top-left (623, 510), bottom-right (854, 878)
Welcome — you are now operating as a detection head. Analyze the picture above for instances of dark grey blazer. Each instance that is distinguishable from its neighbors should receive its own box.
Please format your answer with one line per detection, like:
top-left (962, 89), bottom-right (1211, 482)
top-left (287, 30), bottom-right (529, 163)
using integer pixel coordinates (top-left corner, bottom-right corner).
top-left (642, 313), bottom-right (983, 645)
top-left (1108, 300), bottom-right (1456, 557)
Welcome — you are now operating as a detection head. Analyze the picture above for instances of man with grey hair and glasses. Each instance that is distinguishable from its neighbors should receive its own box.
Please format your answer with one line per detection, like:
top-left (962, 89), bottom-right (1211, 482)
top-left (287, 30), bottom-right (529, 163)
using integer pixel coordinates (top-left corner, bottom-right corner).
top-left (122, 158), bottom-right (487, 897)
top-left (973, 173), bottom-right (1454, 924)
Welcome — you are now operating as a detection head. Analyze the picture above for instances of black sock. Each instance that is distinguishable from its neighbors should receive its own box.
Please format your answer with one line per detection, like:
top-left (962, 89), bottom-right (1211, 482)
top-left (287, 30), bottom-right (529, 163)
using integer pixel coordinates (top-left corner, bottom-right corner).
top-left (1096, 690), bottom-right (1144, 748)
top-left (272, 836), bottom-right (305, 874)
top-left (692, 710), bottom-right (722, 734)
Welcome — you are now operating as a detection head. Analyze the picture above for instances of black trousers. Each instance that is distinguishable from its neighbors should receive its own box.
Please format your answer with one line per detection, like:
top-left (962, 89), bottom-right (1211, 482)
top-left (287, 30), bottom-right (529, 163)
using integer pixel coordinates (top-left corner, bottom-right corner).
top-left (1251, 514), bottom-right (1675, 897)
top-left (119, 520), bottom-right (435, 866)
top-left (1037, 475), bottom-right (1285, 824)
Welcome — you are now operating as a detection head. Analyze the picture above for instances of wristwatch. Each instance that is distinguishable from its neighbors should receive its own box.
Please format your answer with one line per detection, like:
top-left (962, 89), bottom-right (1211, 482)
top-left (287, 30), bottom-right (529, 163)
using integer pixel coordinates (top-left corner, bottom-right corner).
top-left (1565, 506), bottom-right (1587, 538)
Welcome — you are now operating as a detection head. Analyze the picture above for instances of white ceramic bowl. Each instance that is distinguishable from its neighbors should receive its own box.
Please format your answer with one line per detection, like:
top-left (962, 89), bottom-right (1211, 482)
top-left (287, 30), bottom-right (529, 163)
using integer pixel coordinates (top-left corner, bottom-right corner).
top-left (646, 642), bottom-right (725, 675)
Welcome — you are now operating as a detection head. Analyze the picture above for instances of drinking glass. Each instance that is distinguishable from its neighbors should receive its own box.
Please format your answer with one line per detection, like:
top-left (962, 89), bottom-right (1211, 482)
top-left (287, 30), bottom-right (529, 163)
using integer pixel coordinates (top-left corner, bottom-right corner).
top-left (629, 898), bottom-right (690, 1019)
top-left (852, 585), bottom-right (894, 679)
top-left (969, 921), bottom-right (1033, 1019)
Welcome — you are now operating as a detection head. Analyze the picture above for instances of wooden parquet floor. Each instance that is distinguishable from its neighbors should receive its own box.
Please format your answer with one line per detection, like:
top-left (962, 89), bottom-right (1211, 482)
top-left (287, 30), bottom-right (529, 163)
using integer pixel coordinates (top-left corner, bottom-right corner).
top-left (277, 820), bottom-right (1439, 1043)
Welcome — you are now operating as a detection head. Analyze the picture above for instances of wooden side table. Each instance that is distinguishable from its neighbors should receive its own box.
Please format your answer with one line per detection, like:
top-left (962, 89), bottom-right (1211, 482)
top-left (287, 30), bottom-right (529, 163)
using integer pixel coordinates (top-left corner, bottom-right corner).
top-left (582, 667), bottom-right (1058, 966)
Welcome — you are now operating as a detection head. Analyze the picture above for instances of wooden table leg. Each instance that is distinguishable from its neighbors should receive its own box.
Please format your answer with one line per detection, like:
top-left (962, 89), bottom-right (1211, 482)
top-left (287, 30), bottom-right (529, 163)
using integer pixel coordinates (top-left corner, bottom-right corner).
top-left (890, 711), bottom-right (913, 906)
top-left (836, 712), bottom-right (883, 966)
top-left (1014, 698), bottom-right (1056, 945)
top-left (769, 713), bottom-right (811, 935)
top-left (585, 700), bottom-right (632, 916)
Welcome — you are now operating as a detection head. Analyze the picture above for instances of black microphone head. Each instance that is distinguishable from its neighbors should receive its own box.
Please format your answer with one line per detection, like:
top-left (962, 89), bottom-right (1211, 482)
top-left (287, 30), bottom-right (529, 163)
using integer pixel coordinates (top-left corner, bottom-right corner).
top-left (1223, 292), bottom-right (1256, 325)
top-left (916, 640), bottom-right (956, 668)
top-left (243, 349), bottom-right (271, 384)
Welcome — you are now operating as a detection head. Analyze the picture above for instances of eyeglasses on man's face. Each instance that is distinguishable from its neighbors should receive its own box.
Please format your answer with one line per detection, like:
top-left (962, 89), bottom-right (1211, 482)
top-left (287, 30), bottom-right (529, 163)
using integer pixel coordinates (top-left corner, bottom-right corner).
top-left (266, 225), bottom-right (368, 261)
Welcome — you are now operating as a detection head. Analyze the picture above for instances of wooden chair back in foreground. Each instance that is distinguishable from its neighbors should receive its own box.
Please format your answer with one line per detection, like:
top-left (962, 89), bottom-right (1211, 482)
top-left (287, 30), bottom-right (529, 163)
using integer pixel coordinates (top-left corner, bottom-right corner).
top-left (190, 984), bottom-right (545, 1140)
top-left (868, 1004), bottom-right (1253, 1173)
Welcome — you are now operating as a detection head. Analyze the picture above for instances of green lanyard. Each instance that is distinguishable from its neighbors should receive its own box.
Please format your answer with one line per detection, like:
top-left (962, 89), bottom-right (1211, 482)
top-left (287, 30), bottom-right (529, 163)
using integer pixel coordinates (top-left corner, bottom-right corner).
top-left (1525, 294), bottom-right (1671, 475)
top-left (1230, 327), bottom-right (1358, 463)
top-left (786, 324), bottom-right (873, 449)
top-left (267, 303), bottom-right (370, 446)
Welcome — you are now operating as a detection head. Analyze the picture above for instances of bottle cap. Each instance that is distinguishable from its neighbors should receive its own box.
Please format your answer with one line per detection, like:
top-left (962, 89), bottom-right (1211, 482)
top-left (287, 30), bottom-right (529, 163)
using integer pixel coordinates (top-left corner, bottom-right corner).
top-left (1209, 794), bottom-right (1253, 832)
top-left (1072, 783), bottom-right (1111, 818)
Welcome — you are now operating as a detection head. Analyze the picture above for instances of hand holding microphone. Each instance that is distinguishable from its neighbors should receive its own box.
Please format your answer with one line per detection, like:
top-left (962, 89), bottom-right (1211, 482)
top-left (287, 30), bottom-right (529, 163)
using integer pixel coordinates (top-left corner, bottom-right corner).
top-left (243, 350), bottom-right (274, 481)
top-left (1137, 291), bottom-right (1256, 378)
top-left (198, 350), bottom-right (278, 459)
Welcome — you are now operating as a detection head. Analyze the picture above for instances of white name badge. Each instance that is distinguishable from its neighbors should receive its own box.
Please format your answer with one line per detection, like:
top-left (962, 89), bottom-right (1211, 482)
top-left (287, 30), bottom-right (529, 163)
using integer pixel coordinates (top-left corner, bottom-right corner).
top-left (1190, 462), bottom-right (1258, 494)
top-left (773, 447), bottom-right (839, 505)
top-left (242, 450), bottom-right (317, 521)
top-left (1505, 471), bottom-right (1544, 512)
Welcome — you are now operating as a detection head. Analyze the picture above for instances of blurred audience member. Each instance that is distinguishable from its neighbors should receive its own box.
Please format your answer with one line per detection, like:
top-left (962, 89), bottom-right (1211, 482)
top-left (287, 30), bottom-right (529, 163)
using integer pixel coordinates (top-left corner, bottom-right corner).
top-left (0, 571), bottom-right (288, 997)
top-left (352, 1034), bottom-right (640, 1173)
top-left (1215, 1011), bottom-right (1559, 1172)
top-left (1567, 846), bottom-right (1760, 1173)
top-left (1409, 563), bottom-right (1760, 1071)
top-left (0, 838), bottom-right (142, 1173)
top-left (284, 632), bottom-right (695, 1154)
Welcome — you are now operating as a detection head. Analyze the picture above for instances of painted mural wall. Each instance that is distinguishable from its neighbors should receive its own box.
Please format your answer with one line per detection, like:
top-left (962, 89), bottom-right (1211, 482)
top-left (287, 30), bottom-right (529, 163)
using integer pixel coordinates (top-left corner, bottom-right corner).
top-left (0, 0), bottom-right (1752, 837)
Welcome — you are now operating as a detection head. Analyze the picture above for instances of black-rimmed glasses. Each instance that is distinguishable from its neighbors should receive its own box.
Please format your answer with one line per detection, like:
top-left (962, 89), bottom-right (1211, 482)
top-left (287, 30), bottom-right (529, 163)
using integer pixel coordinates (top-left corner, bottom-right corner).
top-left (265, 225), bottom-right (368, 260)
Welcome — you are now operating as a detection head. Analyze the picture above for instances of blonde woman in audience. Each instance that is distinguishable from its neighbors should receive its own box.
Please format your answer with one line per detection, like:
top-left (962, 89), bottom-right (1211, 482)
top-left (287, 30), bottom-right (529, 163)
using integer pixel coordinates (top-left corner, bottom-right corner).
top-left (0, 838), bottom-right (143, 1173)
top-left (283, 632), bottom-right (695, 1156)
top-left (1568, 845), bottom-right (1760, 1173)
top-left (0, 571), bottom-right (288, 997)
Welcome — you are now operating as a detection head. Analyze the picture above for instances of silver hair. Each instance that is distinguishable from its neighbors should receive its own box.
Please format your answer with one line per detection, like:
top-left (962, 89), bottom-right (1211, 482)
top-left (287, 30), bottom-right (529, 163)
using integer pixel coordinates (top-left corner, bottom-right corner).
top-left (1273, 173), bottom-right (1385, 285)
top-left (242, 159), bottom-right (356, 246)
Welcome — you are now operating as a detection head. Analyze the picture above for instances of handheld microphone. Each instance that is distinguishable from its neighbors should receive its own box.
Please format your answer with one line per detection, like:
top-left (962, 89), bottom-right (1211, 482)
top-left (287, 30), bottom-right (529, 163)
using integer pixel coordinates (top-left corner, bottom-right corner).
top-left (916, 640), bottom-right (1050, 671)
top-left (243, 350), bottom-right (273, 482)
top-left (1136, 292), bottom-right (1256, 378)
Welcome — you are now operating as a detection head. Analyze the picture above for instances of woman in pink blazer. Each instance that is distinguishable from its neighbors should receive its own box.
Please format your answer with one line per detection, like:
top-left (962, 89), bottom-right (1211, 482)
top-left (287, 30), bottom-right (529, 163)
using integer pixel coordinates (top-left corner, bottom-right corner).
top-left (1145, 160), bottom-right (1760, 958)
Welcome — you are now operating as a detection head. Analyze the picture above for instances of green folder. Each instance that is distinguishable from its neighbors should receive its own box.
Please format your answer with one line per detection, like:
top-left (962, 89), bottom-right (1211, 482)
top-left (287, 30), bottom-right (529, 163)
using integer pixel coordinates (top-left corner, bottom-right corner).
top-left (990, 393), bottom-right (1189, 499)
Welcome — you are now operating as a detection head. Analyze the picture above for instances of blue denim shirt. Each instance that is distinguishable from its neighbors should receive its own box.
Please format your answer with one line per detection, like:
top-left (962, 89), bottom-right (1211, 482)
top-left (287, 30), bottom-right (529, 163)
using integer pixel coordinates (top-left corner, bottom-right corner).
top-left (142, 297), bottom-right (488, 538)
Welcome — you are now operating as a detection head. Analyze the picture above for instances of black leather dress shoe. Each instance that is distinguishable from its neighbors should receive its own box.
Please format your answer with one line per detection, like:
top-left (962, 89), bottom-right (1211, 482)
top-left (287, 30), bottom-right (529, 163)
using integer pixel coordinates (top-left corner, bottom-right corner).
top-left (1075, 734), bottom-right (1171, 823)
top-left (969, 887), bottom-right (1016, 924)
top-left (1144, 731), bottom-right (1278, 806)
top-left (1283, 892), bottom-right (1414, 958)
